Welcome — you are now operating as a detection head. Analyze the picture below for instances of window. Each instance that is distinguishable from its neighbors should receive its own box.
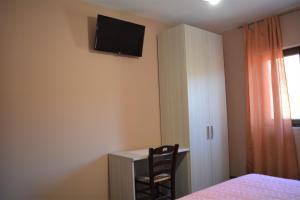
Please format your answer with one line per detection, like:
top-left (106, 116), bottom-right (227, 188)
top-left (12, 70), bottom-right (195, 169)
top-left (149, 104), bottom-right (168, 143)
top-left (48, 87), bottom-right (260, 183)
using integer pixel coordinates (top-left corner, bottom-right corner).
top-left (283, 46), bottom-right (300, 127)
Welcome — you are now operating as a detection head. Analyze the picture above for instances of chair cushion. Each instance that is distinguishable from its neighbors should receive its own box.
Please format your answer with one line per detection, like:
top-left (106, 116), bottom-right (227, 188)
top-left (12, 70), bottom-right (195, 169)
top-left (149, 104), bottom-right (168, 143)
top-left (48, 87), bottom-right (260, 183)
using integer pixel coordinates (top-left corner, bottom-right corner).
top-left (136, 173), bottom-right (171, 183)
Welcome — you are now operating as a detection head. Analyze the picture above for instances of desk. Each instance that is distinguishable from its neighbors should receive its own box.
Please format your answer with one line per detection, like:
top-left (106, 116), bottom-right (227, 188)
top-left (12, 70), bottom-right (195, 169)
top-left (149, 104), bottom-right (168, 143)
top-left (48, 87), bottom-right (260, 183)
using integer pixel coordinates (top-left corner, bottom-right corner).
top-left (109, 147), bottom-right (190, 200)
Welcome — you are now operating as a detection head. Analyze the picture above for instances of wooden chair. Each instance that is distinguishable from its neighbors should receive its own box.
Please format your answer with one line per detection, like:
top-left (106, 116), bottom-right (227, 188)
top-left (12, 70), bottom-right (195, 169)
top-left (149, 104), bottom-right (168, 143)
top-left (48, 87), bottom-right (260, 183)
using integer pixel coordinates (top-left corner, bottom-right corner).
top-left (135, 144), bottom-right (179, 200)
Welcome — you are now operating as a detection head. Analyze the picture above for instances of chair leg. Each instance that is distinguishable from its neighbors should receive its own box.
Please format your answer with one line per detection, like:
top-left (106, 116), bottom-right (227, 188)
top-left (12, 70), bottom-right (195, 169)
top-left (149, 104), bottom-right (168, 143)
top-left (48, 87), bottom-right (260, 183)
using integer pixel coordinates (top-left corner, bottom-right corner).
top-left (150, 183), bottom-right (156, 200)
top-left (156, 183), bottom-right (160, 198)
top-left (171, 180), bottom-right (175, 200)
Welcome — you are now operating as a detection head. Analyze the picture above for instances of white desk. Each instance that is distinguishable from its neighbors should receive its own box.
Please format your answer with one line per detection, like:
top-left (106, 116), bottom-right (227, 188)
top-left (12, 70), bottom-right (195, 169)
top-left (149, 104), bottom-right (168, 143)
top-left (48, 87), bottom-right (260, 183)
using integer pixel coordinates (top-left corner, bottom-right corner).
top-left (109, 147), bottom-right (190, 200)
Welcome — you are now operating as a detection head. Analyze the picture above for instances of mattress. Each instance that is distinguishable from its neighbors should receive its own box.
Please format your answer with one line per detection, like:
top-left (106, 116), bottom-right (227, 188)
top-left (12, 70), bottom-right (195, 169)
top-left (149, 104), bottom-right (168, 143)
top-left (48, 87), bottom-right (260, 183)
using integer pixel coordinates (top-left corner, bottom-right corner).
top-left (178, 174), bottom-right (300, 200)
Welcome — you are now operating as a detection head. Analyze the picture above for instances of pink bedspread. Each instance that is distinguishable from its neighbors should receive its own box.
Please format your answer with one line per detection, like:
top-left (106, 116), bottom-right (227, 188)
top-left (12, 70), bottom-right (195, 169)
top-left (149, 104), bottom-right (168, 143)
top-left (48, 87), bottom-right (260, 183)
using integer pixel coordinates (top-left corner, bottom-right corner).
top-left (179, 174), bottom-right (300, 200)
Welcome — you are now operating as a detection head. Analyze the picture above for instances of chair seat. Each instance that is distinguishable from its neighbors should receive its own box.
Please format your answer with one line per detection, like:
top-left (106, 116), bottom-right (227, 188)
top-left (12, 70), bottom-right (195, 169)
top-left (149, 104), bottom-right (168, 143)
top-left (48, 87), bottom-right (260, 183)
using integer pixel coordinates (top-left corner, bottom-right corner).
top-left (136, 173), bottom-right (171, 183)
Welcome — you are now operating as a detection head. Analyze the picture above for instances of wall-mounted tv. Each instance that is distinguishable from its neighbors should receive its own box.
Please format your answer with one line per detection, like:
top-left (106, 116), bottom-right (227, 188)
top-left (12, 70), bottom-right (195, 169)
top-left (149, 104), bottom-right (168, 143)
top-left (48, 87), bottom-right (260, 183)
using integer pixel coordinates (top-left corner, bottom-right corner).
top-left (94, 15), bottom-right (145, 57)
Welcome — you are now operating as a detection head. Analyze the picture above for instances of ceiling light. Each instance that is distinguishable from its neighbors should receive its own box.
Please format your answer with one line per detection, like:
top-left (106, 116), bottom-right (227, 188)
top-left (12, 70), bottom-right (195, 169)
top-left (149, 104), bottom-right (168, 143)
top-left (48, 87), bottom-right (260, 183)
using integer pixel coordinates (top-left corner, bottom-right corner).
top-left (204, 0), bottom-right (221, 5)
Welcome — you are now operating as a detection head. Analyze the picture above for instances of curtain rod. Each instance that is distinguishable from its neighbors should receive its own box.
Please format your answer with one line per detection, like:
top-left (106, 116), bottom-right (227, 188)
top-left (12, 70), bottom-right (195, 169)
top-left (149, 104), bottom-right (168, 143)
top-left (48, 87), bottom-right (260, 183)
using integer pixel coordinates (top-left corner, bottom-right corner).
top-left (238, 6), bottom-right (300, 29)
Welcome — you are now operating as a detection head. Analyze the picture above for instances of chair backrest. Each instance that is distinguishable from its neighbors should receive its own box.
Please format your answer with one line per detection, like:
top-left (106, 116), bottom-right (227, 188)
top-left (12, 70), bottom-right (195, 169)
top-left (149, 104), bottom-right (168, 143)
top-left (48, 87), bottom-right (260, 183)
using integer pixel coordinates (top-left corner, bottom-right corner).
top-left (148, 144), bottom-right (179, 184)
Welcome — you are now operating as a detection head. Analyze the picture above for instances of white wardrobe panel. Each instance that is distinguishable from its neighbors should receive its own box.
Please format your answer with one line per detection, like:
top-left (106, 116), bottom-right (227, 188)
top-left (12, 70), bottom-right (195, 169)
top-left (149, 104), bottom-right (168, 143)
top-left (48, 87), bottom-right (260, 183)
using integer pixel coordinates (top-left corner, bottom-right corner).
top-left (158, 24), bottom-right (229, 196)
top-left (184, 25), bottom-right (213, 192)
top-left (207, 33), bottom-right (230, 184)
top-left (158, 25), bottom-right (191, 197)
top-left (158, 25), bottom-right (190, 148)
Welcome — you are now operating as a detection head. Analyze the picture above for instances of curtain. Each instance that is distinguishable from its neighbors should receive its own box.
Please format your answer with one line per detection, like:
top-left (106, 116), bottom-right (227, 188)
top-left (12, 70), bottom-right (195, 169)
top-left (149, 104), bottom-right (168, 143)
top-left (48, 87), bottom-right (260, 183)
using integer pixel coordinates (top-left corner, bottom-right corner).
top-left (244, 16), bottom-right (299, 179)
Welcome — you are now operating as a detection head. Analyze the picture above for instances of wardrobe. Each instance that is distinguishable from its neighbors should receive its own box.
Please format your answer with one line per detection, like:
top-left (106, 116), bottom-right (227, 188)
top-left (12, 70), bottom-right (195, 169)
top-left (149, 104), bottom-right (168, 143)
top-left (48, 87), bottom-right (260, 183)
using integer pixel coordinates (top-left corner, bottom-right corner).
top-left (157, 24), bottom-right (229, 196)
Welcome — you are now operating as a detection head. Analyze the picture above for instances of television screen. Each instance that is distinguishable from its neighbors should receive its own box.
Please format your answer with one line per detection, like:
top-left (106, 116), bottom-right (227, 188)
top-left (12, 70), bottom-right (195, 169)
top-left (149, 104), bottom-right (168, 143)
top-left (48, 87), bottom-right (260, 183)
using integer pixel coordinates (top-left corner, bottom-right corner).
top-left (94, 15), bottom-right (145, 57)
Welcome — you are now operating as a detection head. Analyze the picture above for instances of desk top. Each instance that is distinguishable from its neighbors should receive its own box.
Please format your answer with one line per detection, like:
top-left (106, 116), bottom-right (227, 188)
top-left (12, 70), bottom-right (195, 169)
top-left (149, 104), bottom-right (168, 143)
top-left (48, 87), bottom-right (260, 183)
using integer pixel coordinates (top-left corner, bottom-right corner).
top-left (109, 147), bottom-right (189, 161)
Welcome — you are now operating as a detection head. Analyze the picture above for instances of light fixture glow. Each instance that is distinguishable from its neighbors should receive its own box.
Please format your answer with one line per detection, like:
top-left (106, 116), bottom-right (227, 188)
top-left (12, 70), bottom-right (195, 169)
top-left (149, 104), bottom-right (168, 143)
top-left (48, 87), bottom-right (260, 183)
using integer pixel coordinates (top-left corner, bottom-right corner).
top-left (204, 0), bottom-right (221, 5)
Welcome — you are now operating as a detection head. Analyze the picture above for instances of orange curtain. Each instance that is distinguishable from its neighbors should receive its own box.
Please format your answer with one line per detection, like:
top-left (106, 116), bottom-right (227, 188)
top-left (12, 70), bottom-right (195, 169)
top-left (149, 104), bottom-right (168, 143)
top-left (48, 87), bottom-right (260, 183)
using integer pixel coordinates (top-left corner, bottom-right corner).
top-left (244, 16), bottom-right (299, 179)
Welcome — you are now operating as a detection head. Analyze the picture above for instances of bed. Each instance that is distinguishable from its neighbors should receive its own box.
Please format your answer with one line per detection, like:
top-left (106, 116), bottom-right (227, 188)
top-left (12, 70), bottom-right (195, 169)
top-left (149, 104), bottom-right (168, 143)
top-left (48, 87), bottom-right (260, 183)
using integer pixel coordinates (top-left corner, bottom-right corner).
top-left (178, 174), bottom-right (300, 200)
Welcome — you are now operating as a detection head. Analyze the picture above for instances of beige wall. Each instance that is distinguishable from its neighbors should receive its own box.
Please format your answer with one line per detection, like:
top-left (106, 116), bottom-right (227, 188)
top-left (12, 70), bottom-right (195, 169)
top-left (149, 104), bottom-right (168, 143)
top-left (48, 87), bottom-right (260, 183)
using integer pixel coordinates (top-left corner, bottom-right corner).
top-left (222, 28), bottom-right (247, 176)
top-left (281, 10), bottom-right (300, 48)
top-left (0, 0), bottom-right (168, 199)
top-left (222, 9), bottom-right (300, 177)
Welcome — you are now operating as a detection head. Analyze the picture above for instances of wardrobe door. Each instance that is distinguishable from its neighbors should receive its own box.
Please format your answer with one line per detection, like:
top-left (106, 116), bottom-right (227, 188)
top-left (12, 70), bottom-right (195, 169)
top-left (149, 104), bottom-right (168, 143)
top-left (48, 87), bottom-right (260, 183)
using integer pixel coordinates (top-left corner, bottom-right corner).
top-left (184, 25), bottom-right (213, 192)
top-left (158, 25), bottom-right (192, 197)
top-left (158, 25), bottom-right (190, 147)
top-left (207, 33), bottom-right (229, 184)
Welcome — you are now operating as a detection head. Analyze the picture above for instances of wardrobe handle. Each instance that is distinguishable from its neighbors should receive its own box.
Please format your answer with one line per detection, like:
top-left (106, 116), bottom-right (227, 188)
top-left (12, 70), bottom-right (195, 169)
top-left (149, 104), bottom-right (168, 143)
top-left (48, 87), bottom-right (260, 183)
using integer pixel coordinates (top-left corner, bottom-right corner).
top-left (210, 126), bottom-right (214, 139)
top-left (206, 126), bottom-right (210, 140)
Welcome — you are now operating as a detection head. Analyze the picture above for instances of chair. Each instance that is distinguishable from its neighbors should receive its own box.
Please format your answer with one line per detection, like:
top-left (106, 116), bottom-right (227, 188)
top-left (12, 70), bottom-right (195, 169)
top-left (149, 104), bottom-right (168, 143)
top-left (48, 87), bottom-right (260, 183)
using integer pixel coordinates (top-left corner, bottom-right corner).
top-left (135, 144), bottom-right (179, 200)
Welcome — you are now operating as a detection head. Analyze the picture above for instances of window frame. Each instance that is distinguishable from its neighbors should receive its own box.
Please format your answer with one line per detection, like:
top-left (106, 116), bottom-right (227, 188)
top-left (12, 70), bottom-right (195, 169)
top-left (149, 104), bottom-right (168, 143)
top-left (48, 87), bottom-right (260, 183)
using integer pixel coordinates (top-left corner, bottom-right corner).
top-left (283, 46), bottom-right (300, 127)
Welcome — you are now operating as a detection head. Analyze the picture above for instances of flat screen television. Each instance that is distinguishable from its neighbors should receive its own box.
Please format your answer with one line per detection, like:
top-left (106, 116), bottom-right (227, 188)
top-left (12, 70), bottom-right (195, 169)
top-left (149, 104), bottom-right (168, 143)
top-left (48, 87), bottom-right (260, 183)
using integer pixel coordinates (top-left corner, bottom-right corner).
top-left (94, 15), bottom-right (145, 57)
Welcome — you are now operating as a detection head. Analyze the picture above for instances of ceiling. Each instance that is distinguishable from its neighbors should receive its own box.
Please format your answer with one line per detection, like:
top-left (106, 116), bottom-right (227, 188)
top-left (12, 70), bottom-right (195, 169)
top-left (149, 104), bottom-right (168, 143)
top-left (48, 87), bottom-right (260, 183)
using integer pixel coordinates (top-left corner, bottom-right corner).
top-left (86, 0), bottom-right (300, 33)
